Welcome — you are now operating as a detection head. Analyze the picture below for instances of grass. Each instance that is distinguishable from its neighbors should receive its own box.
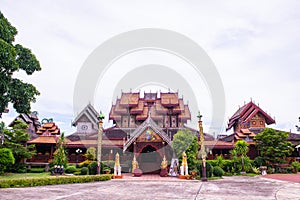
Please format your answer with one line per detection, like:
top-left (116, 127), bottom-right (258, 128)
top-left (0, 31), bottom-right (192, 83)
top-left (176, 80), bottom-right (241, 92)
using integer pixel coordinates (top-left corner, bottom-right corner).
top-left (0, 172), bottom-right (51, 180)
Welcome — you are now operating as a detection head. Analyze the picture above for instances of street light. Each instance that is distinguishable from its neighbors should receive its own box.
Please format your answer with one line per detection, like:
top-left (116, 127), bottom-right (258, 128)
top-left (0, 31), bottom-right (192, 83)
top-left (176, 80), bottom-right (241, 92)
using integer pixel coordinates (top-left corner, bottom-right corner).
top-left (197, 111), bottom-right (207, 182)
top-left (97, 111), bottom-right (105, 174)
top-left (75, 148), bottom-right (82, 167)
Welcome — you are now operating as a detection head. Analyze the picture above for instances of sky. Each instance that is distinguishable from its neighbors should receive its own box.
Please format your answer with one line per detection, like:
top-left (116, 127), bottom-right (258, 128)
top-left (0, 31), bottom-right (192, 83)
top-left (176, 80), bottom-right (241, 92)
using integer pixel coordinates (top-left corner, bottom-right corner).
top-left (1, 0), bottom-right (299, 135)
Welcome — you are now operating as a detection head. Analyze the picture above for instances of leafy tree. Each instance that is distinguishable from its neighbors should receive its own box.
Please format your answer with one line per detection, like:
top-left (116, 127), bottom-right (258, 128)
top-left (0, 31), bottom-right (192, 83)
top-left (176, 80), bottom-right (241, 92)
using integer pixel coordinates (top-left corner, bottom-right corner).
top-left (85, 147), bottom-right (96, 161)
top-left (51, 133), bottom-right (68, 168)
top-left (172, 129), bottom-right (198, 170)
top-left (234, 140), bottom-right (249, 172)
top-left (2, 120), bottom-right (35, 167)
top-left (254, 128), bottom-right (293, 166)
top-left (0, 148), bottom-right (15, 174)
top-left (0, 11), bottom-right (41, 116)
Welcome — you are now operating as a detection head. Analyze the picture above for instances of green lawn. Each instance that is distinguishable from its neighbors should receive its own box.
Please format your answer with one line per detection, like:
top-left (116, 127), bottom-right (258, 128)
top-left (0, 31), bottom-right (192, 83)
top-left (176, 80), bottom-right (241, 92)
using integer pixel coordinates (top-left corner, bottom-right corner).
top-left (0, 172), bottom-right (51, 180)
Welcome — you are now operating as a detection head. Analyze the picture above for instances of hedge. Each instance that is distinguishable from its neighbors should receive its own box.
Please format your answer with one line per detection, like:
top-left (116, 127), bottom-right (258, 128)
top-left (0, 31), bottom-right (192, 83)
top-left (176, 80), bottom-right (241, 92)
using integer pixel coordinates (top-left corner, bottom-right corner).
top-left (0, 174), bottom-right (112, 188)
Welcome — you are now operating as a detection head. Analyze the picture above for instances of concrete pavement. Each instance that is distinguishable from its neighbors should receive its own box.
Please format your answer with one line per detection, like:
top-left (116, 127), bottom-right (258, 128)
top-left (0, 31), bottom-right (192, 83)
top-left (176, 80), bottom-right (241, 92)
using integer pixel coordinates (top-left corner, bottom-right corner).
top-left (0, 175), bottom-right (299, 200)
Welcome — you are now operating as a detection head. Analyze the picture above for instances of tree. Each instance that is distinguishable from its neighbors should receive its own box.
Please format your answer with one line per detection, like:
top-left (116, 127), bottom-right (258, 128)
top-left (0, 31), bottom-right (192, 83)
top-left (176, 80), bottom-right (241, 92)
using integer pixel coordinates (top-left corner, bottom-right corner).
top-left (0, 148), bottom-right (15, 174)
top-left (85, 147), bottom-right (96, 161)
top-left (0, 11), bottom-right (41, 116)
top-left (2, 120), bottom-right (35, 168)
top-left (172, 129), bottom-right (198, 170)
top-left (254, 128), bottom-right (293, 166)
top-left (51, 133), bottom-right (68, 168)
top-left (234, 140), bottom-right (249, 172)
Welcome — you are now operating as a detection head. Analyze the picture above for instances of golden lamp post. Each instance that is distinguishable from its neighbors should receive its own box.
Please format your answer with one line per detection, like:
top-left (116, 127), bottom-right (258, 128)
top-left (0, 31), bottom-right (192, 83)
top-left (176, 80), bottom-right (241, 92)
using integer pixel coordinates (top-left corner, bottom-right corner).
top-left (97, 111), bottom-right (105, 175)
top-left (197, 111), bottom-right (207, 182)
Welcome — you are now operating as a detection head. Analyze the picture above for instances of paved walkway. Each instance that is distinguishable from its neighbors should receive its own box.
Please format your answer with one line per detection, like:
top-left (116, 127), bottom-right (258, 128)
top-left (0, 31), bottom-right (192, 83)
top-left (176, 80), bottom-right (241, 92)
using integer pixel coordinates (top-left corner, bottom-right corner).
top-left (0, 175), bottom-right (300, 200)
top-left (263, 173), bottom-right (300, 183)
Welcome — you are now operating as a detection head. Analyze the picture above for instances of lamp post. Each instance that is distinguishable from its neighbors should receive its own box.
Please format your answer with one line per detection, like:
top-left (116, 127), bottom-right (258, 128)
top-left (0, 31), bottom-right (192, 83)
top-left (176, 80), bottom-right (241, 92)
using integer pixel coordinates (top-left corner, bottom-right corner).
top-left (198, 111), bottom-right (207, 182)
top-left (97, 111), bottom-right (105, 175)
top-left (75, 148), bottom-right (82, 167)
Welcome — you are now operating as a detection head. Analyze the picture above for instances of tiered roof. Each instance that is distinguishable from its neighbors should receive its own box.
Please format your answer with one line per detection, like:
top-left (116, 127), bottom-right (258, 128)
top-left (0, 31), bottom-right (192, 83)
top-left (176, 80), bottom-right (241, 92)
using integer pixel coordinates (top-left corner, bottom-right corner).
top-left (109, 92), bottom-right (191, 123)
top-left (36, 122), bottom-right (60, 136)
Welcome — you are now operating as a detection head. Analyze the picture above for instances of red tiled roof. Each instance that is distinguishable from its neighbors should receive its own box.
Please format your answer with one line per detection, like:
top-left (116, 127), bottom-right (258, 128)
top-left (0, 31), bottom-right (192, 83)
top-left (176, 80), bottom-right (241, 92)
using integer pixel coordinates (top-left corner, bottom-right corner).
top-left (227, 101), bottom-right (275, 131)
top-left (36, 122), bottom-right (60, 136)
top-left (28, 136), bottom-right (58, 144)
top-left (161, 93), bottom-right (179, 106)
top-left (200, 140), bottom-right (234, 149)
top-left (119, 93), bottom-right (139, 106)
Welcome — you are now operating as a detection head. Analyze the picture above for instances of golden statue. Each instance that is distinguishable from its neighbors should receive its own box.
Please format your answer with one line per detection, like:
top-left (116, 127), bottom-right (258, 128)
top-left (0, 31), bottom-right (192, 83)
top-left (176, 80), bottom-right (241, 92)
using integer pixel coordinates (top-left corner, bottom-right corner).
top-left (132, 154), bottom-right (139, 175)
top-left (115, 153), bottom-right (120, 168)
top-left (182, 152), bottom-right (187, 167)
top-left (180, 151), bottom-right (188, 175)
top-left (161, 155), bottom-right (168, 169)
top-left (114, 153), bottom-right (121, 176)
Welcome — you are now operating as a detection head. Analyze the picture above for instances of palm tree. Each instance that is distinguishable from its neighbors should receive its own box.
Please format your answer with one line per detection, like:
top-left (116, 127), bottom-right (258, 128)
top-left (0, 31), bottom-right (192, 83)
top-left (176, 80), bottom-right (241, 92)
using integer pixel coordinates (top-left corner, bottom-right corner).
top-left (234, 140), bottom-right (249, 172)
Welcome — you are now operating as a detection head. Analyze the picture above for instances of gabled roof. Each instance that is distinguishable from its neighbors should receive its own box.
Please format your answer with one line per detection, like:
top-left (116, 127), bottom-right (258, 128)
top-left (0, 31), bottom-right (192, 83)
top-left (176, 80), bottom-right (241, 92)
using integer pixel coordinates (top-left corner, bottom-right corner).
top-left (72, 103), bottom-right (98, 129)
top-left (123, 116), bottom-right (171, 151)
top-left (9, 112), bottom-right (41, 131)
top-left (227, 101), bottom-right (275, 131)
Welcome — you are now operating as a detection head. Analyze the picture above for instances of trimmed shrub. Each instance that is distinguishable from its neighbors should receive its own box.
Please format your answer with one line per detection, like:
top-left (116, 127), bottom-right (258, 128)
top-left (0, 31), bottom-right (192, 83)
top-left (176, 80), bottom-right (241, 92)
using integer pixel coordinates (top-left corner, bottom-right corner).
top-left (0, 174), bottom-right (112, 188)
top-left (88, 161), bottom-right (98, 175)
top-left (0, 148), bottom-right (15, 174)
top-left (65, 166), bottom-right (77, 174)
top-left (79, 160), bottom-right (92, 168)
top-left (223, 160), bottom-right (234, 172)
top-left (8, 163), bottom-right (27, 173)
top-left (102, 160), bottom-right (114, 172)
top-left (254, 156), bottom-right (265, 168)
top-left (207, 160), bottom-right (217, 167)
top-left (196, 160), bottom-right (213, 178)
top-left (29, 168), bottom-right (45, 173)
top-left (213, 166), bottom-right (224, 177)
top-left (80, 167), bottom-right (89, 175)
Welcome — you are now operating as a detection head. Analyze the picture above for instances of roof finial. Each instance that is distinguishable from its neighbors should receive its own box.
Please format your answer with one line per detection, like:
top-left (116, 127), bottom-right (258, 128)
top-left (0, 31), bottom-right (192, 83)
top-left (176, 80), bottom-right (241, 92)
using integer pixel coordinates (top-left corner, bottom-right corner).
top-left (130, 88), bottom-right (132, 93)
top-left (250, 97), bottom-right (252, 102)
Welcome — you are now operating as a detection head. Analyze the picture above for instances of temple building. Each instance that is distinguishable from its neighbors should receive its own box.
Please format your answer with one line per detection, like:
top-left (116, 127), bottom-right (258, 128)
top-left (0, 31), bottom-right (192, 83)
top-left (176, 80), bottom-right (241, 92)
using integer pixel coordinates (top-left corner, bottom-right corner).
top-left (17, 92), bottom-right (300, 173)
top-left (66, 91), bottom-right (214, 173)
top-left (221, 101), bottom-right (276, 159)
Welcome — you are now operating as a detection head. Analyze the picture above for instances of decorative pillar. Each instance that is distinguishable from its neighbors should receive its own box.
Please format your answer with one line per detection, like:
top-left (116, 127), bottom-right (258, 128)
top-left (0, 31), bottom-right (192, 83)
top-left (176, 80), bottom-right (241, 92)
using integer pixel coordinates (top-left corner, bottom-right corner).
top-left (97, 111), bottom-right (105, 175)
top-left (198, 111), bottom-right (207, 182)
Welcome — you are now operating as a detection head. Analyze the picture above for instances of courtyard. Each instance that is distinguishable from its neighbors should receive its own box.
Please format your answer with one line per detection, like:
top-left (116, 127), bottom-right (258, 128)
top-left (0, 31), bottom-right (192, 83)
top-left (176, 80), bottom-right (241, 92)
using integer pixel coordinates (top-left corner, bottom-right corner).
top-left (0, 175), bottom-right (299, 200)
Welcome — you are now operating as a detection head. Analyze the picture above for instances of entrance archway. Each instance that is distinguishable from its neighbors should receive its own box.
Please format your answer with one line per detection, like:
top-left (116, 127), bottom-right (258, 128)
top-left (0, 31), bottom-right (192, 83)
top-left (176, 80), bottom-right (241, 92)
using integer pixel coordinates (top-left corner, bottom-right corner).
top-left (138, 145), bottom-right (162, 174)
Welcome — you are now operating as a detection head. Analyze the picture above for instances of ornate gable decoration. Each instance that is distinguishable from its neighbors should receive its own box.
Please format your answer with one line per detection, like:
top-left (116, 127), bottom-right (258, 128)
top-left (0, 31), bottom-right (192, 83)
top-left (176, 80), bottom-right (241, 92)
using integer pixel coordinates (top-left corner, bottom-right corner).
top-left (227, 101), bottom-right (275, 131)
top-left (123, 116), bottom-right (171, 151)
top-left (136, 128), bottom-right (163, 142)
top-left (72, 103), bottom-right (98, 130)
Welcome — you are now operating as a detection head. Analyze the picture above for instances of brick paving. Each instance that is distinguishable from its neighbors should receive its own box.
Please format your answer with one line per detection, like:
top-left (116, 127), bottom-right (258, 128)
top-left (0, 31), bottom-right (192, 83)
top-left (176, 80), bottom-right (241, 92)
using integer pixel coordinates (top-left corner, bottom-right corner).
top-left (262, 173), bottom-right (300, 183)
top-left (0, 175), bottom-right (300, 200)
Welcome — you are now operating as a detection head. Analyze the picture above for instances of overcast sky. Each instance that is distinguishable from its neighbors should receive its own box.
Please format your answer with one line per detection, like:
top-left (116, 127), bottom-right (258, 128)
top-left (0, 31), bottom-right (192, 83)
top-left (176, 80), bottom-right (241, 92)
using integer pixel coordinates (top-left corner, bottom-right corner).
top-left (1, 0), bottom-right (299, 135)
